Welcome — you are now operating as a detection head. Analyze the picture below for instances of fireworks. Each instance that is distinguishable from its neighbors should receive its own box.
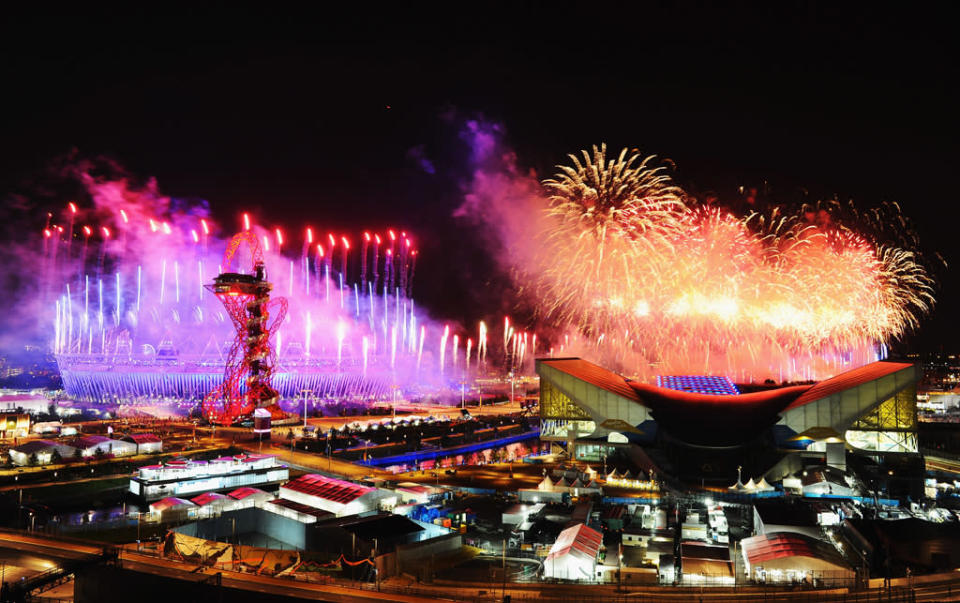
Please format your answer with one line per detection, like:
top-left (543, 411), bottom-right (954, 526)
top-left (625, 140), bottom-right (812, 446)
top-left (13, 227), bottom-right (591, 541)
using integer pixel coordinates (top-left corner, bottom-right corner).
top-left (33, 169), bottom-right (495, 404)
top-left (525, 144), bottom-right (935, 381)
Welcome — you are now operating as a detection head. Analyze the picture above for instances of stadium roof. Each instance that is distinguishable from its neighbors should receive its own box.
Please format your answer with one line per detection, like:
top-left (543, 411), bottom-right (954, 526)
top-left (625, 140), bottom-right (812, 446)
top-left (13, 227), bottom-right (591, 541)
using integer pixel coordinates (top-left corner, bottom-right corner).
top-left (537, 356), bottom-right (918, 447)
top-left (628, 381), bottom-right (811, 445)
top-left (788, 361), bottom-right (913, 408)
top-left (657, 375), bottom-right (739, 395)
top-left (540, 358), bottom-right (911, 411)
top-left (281, 474), bottom-right (375, 505)
top-left (741, 532), bottom-right (849, 568)
top-left (537, 358), bottom-right (641, 402)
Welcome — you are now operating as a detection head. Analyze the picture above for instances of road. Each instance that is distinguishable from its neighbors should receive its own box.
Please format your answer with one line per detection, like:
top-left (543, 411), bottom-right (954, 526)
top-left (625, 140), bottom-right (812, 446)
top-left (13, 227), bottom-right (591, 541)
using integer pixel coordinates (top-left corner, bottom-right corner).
top-left (0, 531), bottom-right (445, 602)
top-left (232, 440), bottom-right (394, 480)
top-left (200, 400), bottom-right (525, 438)
top-left (925, 454), bottom-right (960, 475)
top-left (2, 531), bottom-right (960, 602)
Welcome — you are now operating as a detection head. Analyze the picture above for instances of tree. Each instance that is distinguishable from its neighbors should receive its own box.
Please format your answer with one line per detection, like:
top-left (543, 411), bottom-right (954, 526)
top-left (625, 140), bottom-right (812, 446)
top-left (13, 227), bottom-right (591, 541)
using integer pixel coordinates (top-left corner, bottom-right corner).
top-left (73, 447), bottom-right (83, 460)
top-left (28, 452), bottom-right (38, 466)
top-left (94, 447), bottom-right (106, 460)
top-left (51, 450), bottom-right (63, 464)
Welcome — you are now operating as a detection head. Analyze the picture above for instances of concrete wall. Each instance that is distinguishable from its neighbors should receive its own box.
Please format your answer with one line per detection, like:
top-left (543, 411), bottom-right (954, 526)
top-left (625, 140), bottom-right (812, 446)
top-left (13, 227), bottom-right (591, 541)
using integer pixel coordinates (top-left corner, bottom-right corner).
top-left (175, 507), bottom-right (309, 550)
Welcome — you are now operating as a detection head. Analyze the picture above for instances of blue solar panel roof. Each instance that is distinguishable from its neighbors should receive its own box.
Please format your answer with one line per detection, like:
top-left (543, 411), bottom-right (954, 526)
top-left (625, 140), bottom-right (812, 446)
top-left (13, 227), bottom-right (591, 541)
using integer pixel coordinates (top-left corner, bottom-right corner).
top-left (656, 375), bottom-right (740, 395)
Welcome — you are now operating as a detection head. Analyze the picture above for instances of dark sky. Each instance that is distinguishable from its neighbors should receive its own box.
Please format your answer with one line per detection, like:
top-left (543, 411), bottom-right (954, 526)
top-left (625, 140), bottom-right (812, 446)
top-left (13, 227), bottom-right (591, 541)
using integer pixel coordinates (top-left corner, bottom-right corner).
top-left (1, 4), bottom-right (957, 352)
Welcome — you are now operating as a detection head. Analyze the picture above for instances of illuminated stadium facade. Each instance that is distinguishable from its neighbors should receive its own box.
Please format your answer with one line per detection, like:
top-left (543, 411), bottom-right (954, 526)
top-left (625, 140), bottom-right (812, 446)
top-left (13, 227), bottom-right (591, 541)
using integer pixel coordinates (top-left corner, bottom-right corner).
top-left (57, 354), bottom-right (392, 404)
top-left (536, 358), bottom-right (920, 477)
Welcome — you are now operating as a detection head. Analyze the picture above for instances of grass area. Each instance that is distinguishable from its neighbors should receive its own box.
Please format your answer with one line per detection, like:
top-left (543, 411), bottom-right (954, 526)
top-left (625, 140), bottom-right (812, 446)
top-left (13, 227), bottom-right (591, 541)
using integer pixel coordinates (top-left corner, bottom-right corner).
top-left (22, 476), bottom-right (129, 504)
top-left (442, 545), bottom-right (483, 569)
top-left (0, 444), bottom-right (238, 490)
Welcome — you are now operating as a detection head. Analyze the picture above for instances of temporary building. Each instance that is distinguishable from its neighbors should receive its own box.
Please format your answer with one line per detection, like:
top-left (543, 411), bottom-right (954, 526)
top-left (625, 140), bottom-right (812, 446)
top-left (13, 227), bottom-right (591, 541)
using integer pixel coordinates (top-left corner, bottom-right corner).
top-left (227, 487), bottom-right (274, 508)
top-left (740, 532), bottom-right (854, 585)
top-left (191, 492), bottom-right (235, 514)
top-left (71, 435), bottom-right (137, 458)
top-left (8, 439), bottom-right (75, 466)
top-left (543, 523), bottom-right (603, 580)
top-left (122, 433), bottom-right (163, 454)
top-left (755, 477), bottom-right (776, 492)
top-left (279, 473), bottom-right (390, 517)
top-left (150, 497), bottom-right (197, 517)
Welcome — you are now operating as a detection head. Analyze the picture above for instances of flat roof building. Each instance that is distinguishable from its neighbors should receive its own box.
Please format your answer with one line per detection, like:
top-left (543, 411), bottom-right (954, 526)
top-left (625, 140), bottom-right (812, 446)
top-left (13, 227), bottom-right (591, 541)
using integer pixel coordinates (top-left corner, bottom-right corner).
top-left (129, 454), bottom-right (288, 501)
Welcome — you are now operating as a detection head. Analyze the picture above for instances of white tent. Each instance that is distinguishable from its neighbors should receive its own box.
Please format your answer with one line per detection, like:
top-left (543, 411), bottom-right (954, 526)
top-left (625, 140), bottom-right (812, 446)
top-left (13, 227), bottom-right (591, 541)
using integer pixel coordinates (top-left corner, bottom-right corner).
top-left (544, 523), bottom-right (603, 580)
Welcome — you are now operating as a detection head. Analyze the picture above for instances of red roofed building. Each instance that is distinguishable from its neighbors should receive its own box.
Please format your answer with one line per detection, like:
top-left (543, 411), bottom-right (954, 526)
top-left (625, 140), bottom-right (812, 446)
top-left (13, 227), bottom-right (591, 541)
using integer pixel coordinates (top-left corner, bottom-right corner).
top-left (740, 532), bottom-right (854, 585)
top-left (544, 523), bottom-right (604, 580)
top-left (122, 433), bottom-right (163, 454)
top-left (279, 474), bottom-right (391, 517)
top-left (149, 496), bottom-right (196, 515)
top-left (191, 491), bottom-right (228, 506)
top-left (71, 435), bottom-right (137, 458)
top-left (227, 487), bottom-right (273, 506)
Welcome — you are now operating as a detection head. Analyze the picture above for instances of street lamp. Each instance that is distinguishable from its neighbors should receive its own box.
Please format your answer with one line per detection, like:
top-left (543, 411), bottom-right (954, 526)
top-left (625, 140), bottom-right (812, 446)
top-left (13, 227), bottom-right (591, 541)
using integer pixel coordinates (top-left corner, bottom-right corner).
top-left (502, 537), bottom-right (507, 601)
top-left (301, 389), bottom-right (312, 431)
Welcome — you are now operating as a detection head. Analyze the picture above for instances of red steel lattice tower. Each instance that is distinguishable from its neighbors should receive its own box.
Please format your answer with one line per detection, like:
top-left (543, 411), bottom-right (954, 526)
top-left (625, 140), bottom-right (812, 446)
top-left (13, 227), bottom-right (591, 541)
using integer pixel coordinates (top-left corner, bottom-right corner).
top-left (202, 232), bottom-right (288, 425)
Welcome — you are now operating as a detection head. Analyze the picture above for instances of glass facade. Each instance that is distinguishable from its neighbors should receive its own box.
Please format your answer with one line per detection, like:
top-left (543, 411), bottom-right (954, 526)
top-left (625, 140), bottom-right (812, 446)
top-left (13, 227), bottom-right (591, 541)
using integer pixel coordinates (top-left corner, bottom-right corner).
top-left (540, 419), bottom-right (596, 440)
top-left (845, 384), bottom-right (918, 453)
top-left (540, 380), bottom-right (591, 420)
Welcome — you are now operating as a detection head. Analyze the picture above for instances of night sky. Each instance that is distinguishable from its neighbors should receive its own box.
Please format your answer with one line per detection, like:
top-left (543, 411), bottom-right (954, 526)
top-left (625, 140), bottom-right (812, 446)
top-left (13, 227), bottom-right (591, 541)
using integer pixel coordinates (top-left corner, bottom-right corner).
top-left (1, 4), bottom-right (957, 354)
